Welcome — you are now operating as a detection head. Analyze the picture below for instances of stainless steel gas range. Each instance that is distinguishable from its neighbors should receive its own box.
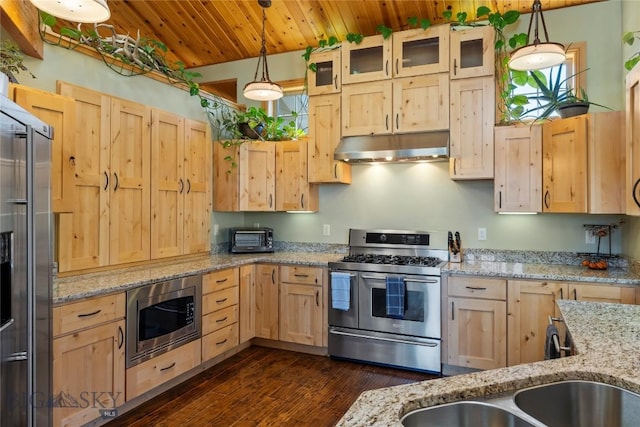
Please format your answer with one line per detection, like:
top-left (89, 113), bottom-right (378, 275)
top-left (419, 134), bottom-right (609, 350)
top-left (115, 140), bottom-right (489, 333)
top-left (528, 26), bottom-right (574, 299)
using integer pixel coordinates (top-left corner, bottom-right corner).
top-left (328, 229), bottom-right (447, 374)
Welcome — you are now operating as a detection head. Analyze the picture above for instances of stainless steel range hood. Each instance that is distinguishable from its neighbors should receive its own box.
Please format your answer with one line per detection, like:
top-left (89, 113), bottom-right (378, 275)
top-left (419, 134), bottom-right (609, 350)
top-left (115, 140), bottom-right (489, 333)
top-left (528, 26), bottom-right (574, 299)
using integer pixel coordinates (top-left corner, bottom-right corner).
top-left (333, 132), bottom-right (449, 163)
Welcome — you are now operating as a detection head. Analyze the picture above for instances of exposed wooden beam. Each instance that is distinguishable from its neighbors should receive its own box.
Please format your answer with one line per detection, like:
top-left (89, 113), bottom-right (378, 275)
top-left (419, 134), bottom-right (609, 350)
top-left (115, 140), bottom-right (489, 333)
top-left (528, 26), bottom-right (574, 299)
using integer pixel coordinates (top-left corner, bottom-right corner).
top-left (0, 0), bottom-right (43, 59)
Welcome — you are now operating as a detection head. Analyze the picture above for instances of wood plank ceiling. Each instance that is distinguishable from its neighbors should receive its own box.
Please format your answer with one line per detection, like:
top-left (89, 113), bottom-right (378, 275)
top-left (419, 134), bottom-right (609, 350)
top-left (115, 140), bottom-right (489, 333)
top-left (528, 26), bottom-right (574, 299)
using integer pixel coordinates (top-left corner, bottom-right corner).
top-left (48, 0), bottom-right (604, 69)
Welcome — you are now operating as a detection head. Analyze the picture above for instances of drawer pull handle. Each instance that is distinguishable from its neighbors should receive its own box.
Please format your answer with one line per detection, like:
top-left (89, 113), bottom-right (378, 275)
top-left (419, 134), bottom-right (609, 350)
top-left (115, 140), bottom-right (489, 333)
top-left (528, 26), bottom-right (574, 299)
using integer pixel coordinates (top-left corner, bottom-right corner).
top-left (216, 278), bottom-right (228, 283)
top-left (294, 273), bottom-right (309, 278)
top-left (160, 362), bottom-right (176, 372)
top-left (216, 338), bottom-right (228, 346)
top-left (216, 316), bottom-right (228, 323)
top-left (216, 298), bottom-right (228, 304)
top-left (77, 309), bottom-right (101, 318)
top-left (465, 286), bottom-right (487, 291)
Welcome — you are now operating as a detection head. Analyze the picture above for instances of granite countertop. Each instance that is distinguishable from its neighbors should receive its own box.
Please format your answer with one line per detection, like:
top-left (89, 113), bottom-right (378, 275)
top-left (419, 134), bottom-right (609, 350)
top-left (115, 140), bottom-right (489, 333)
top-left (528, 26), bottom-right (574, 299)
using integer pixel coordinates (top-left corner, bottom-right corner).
top-left (54, 251), bottom-right (640, 304)
top-left (53, 252), bottom-right (343, 304)
top-left (337, 300), bottom-right (640, 426)
top-left (443, 260), bottom-right (640, 286)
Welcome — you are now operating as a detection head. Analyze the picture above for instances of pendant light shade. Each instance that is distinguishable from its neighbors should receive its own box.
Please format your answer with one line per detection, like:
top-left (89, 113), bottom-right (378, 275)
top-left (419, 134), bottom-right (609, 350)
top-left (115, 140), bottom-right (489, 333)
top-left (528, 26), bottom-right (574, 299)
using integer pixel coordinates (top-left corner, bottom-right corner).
top-left (30, 0), bottom-right (111, 23)
top-left (508, 0), bottom-right (566, 71)
top-left (243, 0), bottom-right (283, 101)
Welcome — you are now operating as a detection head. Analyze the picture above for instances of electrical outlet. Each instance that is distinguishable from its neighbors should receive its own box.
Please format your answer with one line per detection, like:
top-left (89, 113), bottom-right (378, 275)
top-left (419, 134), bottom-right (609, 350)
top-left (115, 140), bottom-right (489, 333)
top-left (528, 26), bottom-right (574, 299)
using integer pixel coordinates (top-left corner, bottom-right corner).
top-left (478, 227), bottom-right (487, 241)
top-left (585, 230), bottom-right (596, 244)
top-left (213, 224), bottom-right (219, 236)
top-left (323, 224), bottom-right (331, 236)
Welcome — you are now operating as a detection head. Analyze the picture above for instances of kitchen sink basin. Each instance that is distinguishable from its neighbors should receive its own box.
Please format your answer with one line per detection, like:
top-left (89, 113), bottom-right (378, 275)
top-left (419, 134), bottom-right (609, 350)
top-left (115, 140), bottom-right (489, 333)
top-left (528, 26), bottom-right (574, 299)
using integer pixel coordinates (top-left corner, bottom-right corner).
top-left (401, 401), bottom-right (537, 427)
top-left (514, 380), bottom-right (640, 427)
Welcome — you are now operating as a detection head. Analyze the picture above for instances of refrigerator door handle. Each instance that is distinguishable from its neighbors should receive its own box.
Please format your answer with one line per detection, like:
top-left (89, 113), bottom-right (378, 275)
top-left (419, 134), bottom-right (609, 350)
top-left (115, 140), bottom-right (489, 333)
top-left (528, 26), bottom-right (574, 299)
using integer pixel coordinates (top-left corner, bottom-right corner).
top-left (4, 351), bottom-right (28, 362)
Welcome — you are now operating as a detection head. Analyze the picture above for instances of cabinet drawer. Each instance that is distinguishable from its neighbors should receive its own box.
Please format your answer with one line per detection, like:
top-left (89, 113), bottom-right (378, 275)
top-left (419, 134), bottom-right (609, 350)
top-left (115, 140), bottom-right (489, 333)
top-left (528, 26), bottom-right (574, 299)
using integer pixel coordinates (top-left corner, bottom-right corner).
top-left (448, 276), bottom-right (506, 300)
top-left (203, 268), bottom-right (239, 294)
top-left (126, 339), bottom-right (201, 400)
top-left (279, 265), bottom-right (323, 286)
top-left (203, 305), bottom-right (239, 335)
top-left (53, 293), bottom-right (126, 337)
top-left (202, 323), bottom-right (239, 362)
top-left (202, 286), bottom-right (239, 314)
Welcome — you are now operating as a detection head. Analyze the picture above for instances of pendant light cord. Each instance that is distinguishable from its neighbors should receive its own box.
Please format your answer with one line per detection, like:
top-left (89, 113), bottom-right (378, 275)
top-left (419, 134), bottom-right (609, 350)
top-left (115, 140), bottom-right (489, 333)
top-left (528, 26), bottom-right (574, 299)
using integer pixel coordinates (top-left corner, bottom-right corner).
top-left (528, 0), bottom-right (552, 46)
top-left (253, 7), bottom-right (271, 83)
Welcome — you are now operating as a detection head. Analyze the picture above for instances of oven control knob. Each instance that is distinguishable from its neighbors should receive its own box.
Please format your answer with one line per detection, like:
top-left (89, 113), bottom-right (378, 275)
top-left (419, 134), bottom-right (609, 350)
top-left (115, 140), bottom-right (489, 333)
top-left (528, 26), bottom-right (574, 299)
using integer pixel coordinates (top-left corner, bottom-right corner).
top-left (380, 234), bottom-right (387, 242)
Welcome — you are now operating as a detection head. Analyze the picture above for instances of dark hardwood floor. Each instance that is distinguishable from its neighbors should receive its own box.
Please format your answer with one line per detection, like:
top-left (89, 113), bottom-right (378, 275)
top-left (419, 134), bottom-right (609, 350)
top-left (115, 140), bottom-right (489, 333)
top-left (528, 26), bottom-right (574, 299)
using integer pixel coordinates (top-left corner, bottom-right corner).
top-left (106, 346), bottom-right (438, 427)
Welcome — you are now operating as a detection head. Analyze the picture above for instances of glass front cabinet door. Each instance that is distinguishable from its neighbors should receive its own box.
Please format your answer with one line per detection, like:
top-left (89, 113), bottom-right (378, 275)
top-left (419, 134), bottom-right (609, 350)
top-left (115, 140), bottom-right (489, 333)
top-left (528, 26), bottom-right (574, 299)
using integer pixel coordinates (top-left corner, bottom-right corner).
top-left (342, 35), bottom-right (391, 84)
top-left (308, 49), bottom-right (341, 96)
top-left (450, 25), bottom-right (495, 80)
top-left (392, 25), bottom-right (450, 78)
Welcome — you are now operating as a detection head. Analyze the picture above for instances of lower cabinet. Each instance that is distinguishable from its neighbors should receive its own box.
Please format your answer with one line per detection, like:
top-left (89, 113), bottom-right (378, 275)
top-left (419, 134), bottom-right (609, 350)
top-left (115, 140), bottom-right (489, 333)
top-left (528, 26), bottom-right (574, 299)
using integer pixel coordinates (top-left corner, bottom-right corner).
top-left (446, 276), bottom-right (507, 370)
top-left (201, 268), bottom-right (240, 362)
top-left (279, 266), bottom-right (324, 346)
top-left (255, 264), bottom-right (279, 339)
top-left (52, 293), bottom-right (126, 427)
top-left (125, 339), bottom-right (201, 400)
top-left (239, 264), bottom-right (256, 343)
top-left (508, 280), bottom-right (637, 366)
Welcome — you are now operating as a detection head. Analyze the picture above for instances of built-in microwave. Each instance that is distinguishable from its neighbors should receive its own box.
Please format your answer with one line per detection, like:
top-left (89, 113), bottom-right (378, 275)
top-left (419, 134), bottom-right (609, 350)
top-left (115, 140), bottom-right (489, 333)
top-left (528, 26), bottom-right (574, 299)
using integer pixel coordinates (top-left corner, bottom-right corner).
top-left (126, 275), bottom-right (202, 367)
top-left (229, 227), bottom-right (274, 253)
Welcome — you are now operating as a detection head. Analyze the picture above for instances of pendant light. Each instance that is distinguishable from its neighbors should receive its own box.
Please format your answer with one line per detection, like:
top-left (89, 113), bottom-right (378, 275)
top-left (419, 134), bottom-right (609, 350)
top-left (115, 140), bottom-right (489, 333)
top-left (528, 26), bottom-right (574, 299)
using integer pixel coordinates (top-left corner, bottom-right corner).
top-left (30, 0), bottom-right (111, 23)
top-left (508, 0), bottom-right (566, 71)
top-left (243, 0), bottom-right (283, 101)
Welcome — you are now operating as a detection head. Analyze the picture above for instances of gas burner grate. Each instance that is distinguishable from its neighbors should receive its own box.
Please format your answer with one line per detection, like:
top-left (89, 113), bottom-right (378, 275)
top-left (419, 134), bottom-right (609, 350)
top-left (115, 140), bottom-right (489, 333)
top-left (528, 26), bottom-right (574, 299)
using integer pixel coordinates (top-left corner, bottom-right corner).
top-left (342, 254), bottom-right (442, 267)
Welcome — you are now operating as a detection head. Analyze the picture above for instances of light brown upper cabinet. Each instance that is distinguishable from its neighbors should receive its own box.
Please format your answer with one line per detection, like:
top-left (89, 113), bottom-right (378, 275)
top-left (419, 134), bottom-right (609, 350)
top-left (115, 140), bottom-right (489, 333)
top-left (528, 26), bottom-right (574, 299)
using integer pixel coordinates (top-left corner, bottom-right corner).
top-left (542, 112), bottom-right (625, 213)
top-left (13, 85), bottom-right (77, 213)
top-left (307, 94), bottom-right (351, 184)
top-left (342, 35), bottom-right (391, 84)
top-left (449, 76), bottom-right (495, 179)
top-left (392, 25), bottom-right (449, 77)
top-left (626, 62), bottom-right (640, 215)
top-left (57, 82), bottom-right (151, 272)
top-left (308, 49), bottom-right (341, 95)
top-left (150, 110), bottom-right (211, 259)
top-left (214, 140), bottom-right (317, 212)
top-left (494, 124), bottom-right (542, 212)
top-left (449, 25), bottom-right (495, 80)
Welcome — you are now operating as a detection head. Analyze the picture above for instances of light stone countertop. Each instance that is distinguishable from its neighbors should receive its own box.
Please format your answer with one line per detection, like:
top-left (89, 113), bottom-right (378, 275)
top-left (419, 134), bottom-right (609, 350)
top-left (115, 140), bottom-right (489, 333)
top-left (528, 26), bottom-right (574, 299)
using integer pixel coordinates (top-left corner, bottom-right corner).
top-left (53, 252), bottom-right (343, 304)
top-left (336, 300), bottom-right (640, 426)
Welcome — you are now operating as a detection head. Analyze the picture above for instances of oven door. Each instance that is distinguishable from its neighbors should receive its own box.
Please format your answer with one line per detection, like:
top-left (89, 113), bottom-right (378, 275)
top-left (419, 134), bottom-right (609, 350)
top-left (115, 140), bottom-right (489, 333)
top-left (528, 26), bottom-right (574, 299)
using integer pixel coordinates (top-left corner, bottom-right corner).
top-left (358, 273), bottom-right (440, 339)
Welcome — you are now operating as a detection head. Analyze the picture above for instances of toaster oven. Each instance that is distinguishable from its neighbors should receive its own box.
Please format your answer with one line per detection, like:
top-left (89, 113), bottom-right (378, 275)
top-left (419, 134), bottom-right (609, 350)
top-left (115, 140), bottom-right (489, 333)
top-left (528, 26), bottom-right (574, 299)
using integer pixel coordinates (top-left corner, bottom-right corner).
top-left (229, 227), bottom-right (274, 253)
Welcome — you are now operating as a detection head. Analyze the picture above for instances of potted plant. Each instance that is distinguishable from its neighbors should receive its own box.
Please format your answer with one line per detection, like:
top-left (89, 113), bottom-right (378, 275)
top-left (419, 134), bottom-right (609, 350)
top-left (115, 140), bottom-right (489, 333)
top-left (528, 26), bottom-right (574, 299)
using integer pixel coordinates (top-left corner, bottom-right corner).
top-left (512, 64), bottom-right (609, 121)
top-left (0, 41), bottom-right (35, 94)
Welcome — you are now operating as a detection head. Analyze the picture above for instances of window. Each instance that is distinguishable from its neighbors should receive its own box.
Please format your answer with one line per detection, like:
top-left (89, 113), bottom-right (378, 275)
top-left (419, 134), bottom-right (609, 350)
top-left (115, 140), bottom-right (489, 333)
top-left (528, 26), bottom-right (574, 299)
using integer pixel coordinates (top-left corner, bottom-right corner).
top-left (263, 79), bottom-right (308, 137)
top-left (507, 42), bottom-right (586, 121)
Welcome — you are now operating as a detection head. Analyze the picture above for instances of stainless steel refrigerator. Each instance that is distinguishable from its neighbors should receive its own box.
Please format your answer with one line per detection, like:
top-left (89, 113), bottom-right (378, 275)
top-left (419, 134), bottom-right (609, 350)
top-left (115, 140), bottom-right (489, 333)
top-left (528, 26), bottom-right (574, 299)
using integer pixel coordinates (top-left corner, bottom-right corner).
top-left (0, 94), bottom-right (52, 426)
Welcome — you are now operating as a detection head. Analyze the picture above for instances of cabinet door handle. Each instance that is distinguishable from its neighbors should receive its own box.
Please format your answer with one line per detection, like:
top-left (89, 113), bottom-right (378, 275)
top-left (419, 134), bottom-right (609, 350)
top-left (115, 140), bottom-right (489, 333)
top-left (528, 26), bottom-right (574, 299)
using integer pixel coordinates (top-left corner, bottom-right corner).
top-left (301, 193), bottom-right (305, 209)
top-left (395, 58), bottom-right (399, 75)
top-left (334, 163), bottom-right (337, 179)
top-left (385, 114), bottom-right (389, 130)
top-left (118, 325), bottom-right (124, 349)
top-left (544, 190), bottom-right (550, 209)
top-left (113, 172), bottom-right (119, 191)
top-left (453, 58), bottom-right (458, 76)
top-left (333, 74), bottom-right (338, 90)
top-left (573, 288), bottom-right (577, 300)
top-left (633, 177), bottom-right (640, 208)
top-left (179, 178), bottom-right (184, 194)
top-left (269, 194), bottom-right (273, 208)
top-left (160, 362), bottom-right (176, 372)
top-left (271, 269), bottom-right (275, 285)
top-left (103, 171), bottom-right (109, 191)
top-left (316, 290), bottom-right (319, 306)
top-left (452, 158), bottom-right (457, 175)
top-left (77, 309), bottom-right (101, 318)
top-left (451, 301), bottom-right (455, 320)
top-left (186, 178), bottom-right (191, 194)
top-left (499, 191), bottom-right (502, 209)
top-left (465, 286), bottom-right (487, 291)
top-left (395, 113), bottom-right (399, 130)
top-left (560, 288), bottom-right (564, 299)
top-left (216, 297), bottom-right (228, 304)
top-left (385, 60), bottom-right (389, 76)
top-left (216, 316), bottom-right (228, 324)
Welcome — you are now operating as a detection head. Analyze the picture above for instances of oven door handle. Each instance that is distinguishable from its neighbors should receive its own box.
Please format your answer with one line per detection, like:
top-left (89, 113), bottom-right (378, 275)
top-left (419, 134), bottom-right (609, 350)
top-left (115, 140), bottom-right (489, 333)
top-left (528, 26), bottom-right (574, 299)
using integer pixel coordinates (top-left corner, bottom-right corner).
top-left (361, 274), bottom-right (438, 284)
top-left (329, 329), bottom-right (438, 347)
